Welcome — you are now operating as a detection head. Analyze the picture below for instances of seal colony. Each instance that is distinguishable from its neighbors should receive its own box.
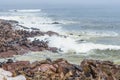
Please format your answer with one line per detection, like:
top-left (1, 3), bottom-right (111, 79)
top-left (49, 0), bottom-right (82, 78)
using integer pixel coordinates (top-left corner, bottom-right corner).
top-left (0, 19), bottom-right (120, 80)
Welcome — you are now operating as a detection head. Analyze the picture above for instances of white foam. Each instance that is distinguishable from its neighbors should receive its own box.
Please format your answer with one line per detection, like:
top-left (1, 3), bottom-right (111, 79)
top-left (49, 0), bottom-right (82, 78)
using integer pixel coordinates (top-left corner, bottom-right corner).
top-left (0, 16), bottom-right (62, 33)
top-left (28, 35), bottom-right (120, 53)
top-left (6, 75), bottom-right (26, 80)
top-left (0, 68), bottom-right (26, 80)
top-left (77, 43), bottom-right (120, 53)
top-left (78, 30), bottom-right (118, 37)
top-left (9, 9), bottom-right (41, 13)
top-left (0, 68), bottom-right (12, 77)
top-left (58, 20), bottom-right (79, 24)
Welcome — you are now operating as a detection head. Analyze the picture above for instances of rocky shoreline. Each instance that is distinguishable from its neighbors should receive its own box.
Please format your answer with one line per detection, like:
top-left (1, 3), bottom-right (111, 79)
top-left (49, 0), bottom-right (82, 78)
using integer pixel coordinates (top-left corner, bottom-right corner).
top-left (0, 19), bottom-right (120, 80)
top-left (0, 19), bottom-right (60, 58)
top-left (0, 58), bottom-right (120, 80)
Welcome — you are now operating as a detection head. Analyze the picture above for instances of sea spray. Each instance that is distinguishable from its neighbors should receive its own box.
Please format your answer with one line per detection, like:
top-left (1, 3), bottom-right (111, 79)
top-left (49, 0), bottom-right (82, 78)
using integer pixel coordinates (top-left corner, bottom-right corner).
top-left (28, 35), bottom-right (120, 53)
top-left (0, 9), bottom-right (120, 64)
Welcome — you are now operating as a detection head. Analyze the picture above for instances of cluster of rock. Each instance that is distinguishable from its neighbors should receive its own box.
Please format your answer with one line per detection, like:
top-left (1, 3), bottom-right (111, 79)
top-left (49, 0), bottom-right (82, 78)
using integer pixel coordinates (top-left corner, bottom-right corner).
top-left (0, 19), bottom-right (59, 58)
top-left (0, 58), bottom-right (119, 80)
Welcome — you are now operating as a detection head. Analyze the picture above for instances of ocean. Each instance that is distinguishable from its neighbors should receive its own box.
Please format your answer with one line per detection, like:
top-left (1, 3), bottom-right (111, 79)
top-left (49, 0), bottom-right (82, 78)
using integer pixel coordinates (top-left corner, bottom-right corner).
top-left (0, 7), bottom-right (120, 64)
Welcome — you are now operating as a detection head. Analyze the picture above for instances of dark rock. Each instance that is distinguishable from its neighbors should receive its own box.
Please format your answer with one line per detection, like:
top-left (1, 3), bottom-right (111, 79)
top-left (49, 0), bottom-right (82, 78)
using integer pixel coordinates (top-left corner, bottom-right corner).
top-left (47, 47), bottom-right (58, 53)
top-left (17, 25), bottom-right (30, 29)
top-left (6, 59), bottom-right (14, 63)
top-left (69, 33), bottom-right (73, 35)
top-left (31, 27), bottom-right (40, 30)
top-left (8, 20), bottom-right (19, 24)
top-left (80, 39), bottom-right (84, 42)
top-left (46, 31), bottom-right (59, 36)
top-left (52, 22), bottom-right (60, 24)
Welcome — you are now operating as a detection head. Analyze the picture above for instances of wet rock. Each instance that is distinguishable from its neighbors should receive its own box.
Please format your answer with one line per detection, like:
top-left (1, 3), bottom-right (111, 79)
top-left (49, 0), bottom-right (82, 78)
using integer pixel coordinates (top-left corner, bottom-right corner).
top-left (46, 31), bottom-right (59, 36)
top-left (7, 20), bottom-right (19, 24)
top-left (47, 47), bottom-right (58, 53)
top-left (0, 19), bottom-right (59, 58)
top-left (31, 27), bottom-right (40, 30)
top-left (69, 33), bottom-right (73, 35)
top-left (80, 39), bottom-right (84, 42)
top-left (52, 22), bottom-right (60, 24)
top-left (18, 25), bottom-right (30, 29)
top-left (78, 35), bottom-right (82, 36)
top-left (6, 59), bottom-right (14, 63)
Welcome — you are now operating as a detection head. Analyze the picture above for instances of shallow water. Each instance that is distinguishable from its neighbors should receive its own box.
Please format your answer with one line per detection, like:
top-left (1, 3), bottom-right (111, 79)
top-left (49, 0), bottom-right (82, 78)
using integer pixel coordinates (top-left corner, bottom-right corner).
top-left (11, 49), bottom-right (120, 64)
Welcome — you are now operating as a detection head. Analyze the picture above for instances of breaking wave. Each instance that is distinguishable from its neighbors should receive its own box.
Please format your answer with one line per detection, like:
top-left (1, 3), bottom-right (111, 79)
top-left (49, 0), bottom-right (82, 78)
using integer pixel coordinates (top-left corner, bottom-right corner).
top-left (0, 15), bottom-right (62, 33)
top-left (0, 9), bottom-right (120, 54)
top-left (28, 35), bottom-right (120, 53)
top-left (74, 30), bottom-right (119, 37)
top-left (9, 9), bottom-right (41, 12)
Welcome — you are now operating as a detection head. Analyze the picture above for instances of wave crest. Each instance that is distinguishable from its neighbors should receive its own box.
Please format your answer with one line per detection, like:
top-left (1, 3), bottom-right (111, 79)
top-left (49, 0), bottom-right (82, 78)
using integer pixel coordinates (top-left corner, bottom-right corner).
top-left (9, 9), bottom-right (41, 12)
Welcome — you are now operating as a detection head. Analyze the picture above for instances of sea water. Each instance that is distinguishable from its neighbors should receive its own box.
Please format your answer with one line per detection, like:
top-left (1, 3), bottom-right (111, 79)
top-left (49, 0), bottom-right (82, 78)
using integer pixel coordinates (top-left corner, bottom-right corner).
top-left (0, 7), bottom-right (120, 64)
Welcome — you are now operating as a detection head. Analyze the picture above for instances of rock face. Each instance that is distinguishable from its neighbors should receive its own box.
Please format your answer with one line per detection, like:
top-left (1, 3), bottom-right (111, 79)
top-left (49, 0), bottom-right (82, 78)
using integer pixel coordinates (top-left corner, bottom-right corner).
top-left (52, 22), bottom-right (60, 24)
top-left (0, 19), bottom-right (59, 58)
top-left (0, 59), bottom-right (120, 80)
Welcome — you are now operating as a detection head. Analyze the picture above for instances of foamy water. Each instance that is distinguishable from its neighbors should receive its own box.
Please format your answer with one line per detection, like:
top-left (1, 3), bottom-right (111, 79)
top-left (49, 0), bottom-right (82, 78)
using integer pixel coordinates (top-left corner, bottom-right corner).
top-left (0, 9), bottom-right (120, 64)
top-left (0, 16), bottom-right (63, 33)
top-left (28, 35), bottom-right (120, 53)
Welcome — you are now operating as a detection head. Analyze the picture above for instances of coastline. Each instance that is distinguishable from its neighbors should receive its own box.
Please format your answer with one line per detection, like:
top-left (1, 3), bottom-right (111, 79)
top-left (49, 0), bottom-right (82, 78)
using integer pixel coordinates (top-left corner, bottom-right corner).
top-left (0, 19), bottom-right (60, 58)
top-left (0, 19), bottom-right (120, 79)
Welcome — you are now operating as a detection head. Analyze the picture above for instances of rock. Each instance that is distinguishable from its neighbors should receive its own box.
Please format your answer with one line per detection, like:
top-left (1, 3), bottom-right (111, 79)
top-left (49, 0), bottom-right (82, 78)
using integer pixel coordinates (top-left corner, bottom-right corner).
top-left (7, 20), bottom-right (19, 24)
top-left (31, 27), bottom-right (40, 30)
top-left (18, 25), bottom-right (30, 29)
top-left (80, 39), bottom-right (84, 42)
top-left (69, 33), bottom-right (73, 35)
top-left (81, 59), bottom-right (120, 79)
top-left (52, 22), bottom-right (60, 24)
top-left (46, 31), bottom-right (59, 36)
top-left (0, 19), bottom-right (59, 58)
top-left (0, 59), bottom-right (120, 80)
top-left (6, 59), bottom-right (13, 63)
top-left (47, 47), bottom-right (58, 53)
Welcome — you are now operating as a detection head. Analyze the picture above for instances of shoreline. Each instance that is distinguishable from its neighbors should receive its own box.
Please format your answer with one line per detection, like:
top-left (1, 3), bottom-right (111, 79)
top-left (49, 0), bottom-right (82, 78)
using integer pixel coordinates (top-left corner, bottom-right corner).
top-left (0, 19), bottom-right (120, 79)
top-left (0, 19), bottom-right (60, 58)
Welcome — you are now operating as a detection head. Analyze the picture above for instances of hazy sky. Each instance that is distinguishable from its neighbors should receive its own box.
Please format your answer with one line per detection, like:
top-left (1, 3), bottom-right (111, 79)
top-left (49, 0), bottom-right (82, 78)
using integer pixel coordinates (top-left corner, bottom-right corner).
top-left (0, 0), bottom-right (120, 9)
